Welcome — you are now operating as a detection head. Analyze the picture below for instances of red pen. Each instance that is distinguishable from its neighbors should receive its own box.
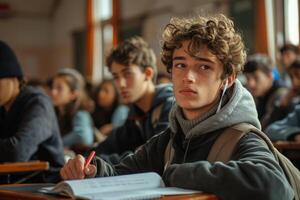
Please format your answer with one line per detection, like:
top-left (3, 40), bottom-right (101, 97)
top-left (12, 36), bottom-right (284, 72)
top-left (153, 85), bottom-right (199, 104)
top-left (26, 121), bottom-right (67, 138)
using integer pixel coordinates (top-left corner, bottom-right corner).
top-left (84, 151), bottom-right (95, 168)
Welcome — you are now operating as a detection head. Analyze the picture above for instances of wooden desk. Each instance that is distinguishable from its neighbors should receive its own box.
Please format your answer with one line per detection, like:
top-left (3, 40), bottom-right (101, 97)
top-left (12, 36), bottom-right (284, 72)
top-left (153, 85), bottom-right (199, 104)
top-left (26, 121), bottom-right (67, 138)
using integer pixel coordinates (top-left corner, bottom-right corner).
top-left (0, 161), bottom-right (49, 173)
top-left (0, 184), bottom-right (70, 200)
top-left (273, 141), bottom-right (300, 151)
top-left (273, 141), bottom-right (300, 163)
top-left (0, 184), bottom-right (218, 200)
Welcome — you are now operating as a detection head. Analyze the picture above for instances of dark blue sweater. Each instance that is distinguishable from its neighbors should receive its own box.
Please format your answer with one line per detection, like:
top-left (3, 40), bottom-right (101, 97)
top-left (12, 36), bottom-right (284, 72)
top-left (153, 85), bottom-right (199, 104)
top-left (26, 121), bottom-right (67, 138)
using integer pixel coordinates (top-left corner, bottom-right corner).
top-left (94, 84), bottom-right (174, 163)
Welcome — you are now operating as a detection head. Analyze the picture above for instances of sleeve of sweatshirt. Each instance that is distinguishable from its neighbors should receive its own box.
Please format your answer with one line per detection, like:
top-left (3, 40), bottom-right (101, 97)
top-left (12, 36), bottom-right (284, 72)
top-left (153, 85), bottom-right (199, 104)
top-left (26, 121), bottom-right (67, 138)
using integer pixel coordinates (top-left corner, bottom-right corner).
top-left (0, 96), bottom-right (54, 162)
top-left (63, 111), bottom-right (94, 147)
top-left (265, 106), bottom-right (300, 141)
top-left (93, 132), bottom-right (167, 177)
top-left (162, 133), bottom-right (294, 200)
top-left (94, 119), bottom-right (144, 155)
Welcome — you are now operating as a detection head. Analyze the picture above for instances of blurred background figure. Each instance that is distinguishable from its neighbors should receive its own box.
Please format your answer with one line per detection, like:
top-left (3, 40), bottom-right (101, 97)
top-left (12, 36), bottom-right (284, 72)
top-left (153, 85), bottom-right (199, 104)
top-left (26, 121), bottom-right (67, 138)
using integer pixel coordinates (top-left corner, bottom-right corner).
top-left (51, 68), bottom-right (95, 149)
top-left (0, 40), bottom-right (64, 183)
top-left (278, 44), bottom-right (299, 87)
top-left (244, 54), bottom-right (288, 129)
top-left (92, 79), bottom-right (128, 142)
top-left (265, 104), bottom-right (300, 169)
top-left (156, 72), bottom-right (171, 85)
top-left (264, 59), bottom-right (300, 127)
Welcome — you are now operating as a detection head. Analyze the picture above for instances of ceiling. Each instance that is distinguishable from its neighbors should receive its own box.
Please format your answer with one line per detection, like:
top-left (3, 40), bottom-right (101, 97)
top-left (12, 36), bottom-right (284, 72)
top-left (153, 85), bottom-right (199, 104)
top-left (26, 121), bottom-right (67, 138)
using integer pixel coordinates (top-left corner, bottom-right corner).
top-left (0, 0), bottom-right (61, 19)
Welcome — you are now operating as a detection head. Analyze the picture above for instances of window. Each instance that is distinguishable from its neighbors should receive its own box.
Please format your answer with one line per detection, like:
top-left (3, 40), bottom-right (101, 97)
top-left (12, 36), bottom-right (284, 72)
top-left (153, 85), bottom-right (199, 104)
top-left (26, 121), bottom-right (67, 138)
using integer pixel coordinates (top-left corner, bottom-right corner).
top-left (284, 0), bottom-right (299, 45)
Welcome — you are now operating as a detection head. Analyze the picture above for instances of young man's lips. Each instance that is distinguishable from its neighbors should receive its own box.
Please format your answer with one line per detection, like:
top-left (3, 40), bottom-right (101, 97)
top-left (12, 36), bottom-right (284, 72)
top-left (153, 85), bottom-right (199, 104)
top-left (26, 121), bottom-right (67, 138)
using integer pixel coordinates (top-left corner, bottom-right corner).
top-left (179, 89), bottom-right (197, 93)
top-left (121, 91), bottom-right (129, 97)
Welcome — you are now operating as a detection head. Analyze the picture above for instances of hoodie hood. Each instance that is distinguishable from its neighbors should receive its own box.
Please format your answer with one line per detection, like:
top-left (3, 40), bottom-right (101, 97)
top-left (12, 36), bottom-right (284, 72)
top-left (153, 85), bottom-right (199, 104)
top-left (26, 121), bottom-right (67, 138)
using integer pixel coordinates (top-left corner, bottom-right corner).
top-left (169, 79), bottom-right (261, 138)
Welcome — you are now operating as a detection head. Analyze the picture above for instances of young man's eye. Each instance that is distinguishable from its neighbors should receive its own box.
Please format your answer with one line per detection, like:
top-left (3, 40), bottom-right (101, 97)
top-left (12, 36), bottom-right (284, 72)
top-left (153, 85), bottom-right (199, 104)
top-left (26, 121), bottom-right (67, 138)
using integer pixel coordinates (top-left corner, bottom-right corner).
top-left (174, 63), bottom-right (186, 68)
top-left (124, 72), bottom-right (132, 77)
top-left (199, 65), bottom-right (210, 70)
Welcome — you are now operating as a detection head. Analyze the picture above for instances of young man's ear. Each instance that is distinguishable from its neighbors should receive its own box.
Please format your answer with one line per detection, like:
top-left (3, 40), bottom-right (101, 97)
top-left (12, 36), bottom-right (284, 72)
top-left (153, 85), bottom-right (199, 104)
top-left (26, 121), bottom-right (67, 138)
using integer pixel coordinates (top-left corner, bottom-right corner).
top-left (223, 74), bottom-right (236, 89)
top-left (144, 67), bottom-right (154, 81)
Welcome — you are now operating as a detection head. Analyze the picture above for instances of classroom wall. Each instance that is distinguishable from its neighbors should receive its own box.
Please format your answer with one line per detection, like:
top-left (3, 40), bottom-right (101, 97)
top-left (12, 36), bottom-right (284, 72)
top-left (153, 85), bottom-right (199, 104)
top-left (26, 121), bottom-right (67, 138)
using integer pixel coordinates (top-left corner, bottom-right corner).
top-left (51, 0), bottom-right (86, 76)
top-left (0, 17), bottom-right (51, 79)
top-left (0, 0), bottom-right (85, 80)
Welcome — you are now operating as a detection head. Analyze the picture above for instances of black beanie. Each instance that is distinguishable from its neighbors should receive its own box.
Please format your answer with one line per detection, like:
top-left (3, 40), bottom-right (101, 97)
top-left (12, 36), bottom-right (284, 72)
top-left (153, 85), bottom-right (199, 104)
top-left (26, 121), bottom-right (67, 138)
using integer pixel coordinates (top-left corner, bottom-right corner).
top-left (0, 40), bottom-right (23, 78)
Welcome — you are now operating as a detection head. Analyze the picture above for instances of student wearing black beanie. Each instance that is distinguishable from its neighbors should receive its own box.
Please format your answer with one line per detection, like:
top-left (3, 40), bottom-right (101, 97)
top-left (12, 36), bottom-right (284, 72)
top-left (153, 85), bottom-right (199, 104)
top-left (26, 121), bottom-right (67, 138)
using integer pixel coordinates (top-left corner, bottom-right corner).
top-left (0, 40), bottom-right (65, 183)
top-left (0, 41), bottom-right (23, 78)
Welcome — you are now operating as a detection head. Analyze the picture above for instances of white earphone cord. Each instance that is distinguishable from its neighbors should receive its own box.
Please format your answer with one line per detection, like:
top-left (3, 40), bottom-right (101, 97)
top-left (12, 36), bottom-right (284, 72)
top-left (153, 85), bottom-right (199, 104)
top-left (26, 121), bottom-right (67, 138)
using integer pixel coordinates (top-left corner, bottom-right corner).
top-left (216, 79), bottom-right (228, 113)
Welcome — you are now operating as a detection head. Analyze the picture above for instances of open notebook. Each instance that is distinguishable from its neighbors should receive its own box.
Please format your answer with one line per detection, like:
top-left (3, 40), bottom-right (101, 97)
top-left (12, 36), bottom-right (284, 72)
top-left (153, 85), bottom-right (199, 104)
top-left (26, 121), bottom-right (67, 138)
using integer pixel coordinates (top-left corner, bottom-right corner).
top-left (41, 172), bottom-right (202, 200)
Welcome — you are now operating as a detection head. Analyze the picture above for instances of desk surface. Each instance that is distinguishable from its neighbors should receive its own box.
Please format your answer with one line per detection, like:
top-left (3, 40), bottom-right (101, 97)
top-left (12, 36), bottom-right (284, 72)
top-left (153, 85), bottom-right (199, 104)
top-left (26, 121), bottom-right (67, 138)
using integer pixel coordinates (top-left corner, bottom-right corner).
top-left (273, 141), bottom-right (300, 150)
top-left (0, 184), bottom-right (218, 200)
top-left (0, 161), bottom-right (49, 173)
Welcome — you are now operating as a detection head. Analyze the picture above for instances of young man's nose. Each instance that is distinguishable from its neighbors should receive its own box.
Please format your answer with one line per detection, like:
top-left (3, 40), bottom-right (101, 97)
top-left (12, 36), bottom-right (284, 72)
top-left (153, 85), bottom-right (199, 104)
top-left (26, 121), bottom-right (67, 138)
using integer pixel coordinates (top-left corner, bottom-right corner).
top-left (182, 69), bottom-right (196, 83)
top-left (117, 77), bottom-right (127, 88)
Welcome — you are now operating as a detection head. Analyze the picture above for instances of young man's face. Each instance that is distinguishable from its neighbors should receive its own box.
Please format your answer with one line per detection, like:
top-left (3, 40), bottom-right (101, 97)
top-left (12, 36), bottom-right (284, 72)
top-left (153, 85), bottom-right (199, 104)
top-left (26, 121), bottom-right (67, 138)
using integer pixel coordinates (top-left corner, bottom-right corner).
top-left (172, 41), bottom-right (225, 120)
top-left (244, 70), bottom-right (273, 97)
top-left (111, 62), bottom-right (149, 105)
top-left (0, 77), bottom-right (18, 107)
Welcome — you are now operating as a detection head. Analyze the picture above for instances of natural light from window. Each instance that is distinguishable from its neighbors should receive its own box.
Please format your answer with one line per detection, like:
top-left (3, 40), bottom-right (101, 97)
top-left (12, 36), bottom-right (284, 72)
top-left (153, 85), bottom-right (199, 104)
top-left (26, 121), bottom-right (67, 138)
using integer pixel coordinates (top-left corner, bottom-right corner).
top-left (94, 0), bottom-right (112, 21)
top-left (285, 0), bottom-right (299, 45)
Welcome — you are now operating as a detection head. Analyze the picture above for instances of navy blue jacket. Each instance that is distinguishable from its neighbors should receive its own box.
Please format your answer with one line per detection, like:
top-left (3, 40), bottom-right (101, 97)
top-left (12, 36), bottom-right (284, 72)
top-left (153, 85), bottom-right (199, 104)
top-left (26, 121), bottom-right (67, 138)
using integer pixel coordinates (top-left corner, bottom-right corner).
top-left (94, 84), bottom-right (174, 163)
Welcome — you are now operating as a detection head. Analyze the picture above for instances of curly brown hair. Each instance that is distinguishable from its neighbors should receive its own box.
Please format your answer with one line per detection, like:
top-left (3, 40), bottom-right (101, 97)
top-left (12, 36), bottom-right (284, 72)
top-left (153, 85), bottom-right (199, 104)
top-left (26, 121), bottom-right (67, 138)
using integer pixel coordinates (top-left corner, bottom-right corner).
top-left (161, 14), bottom-right (246, 79)
top-left (106, 36), bottom-right (157, 77)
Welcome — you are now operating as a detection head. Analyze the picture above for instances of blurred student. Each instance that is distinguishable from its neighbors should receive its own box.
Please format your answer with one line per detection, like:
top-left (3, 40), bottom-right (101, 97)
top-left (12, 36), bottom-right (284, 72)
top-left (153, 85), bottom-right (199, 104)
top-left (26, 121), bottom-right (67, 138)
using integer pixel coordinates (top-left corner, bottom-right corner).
top-left (270, 59), bottom-right (300, 122)
top-left (0, 40), bottom-right (64, 183)
top-left (93, 36), bottom-right (173, 163)
top-left (244, 54), bottom-right (288, 129)
top-left (60, 15), bottom-right (293, 200)
top-left (266, 105), bottom-right (300, 142)
top-left (156, 72), bottom-right (172, 84)
top-left (278, 44), bottom-right (299, 87)
top-left (265, 105), bottom-right (300, 169)
top-left (92, 79), bottom-right (128, 141)
top-left (51, 68), bottom-right (94, 148)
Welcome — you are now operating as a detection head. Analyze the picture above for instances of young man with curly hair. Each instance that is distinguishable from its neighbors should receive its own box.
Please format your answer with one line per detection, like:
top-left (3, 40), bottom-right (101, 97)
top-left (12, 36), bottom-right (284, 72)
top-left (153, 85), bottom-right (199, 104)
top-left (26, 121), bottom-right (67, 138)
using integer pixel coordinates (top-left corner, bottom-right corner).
top-left (60, 15), bottom-right (293, 199)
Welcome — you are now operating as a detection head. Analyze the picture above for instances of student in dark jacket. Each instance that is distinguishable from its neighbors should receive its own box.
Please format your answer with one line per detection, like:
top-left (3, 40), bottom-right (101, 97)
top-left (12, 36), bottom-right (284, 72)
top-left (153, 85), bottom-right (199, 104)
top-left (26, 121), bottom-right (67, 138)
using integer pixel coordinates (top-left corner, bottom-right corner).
top-left (92, 37), bottom-right (173, 163)
top-left (243, 54), bottom-right (288, 129)
top-left (0, 40), bottom-right (64, 183)
top-left (60, 15), bottom-right (293, 200)
top-left (268, 59), bottom-right (300, 123)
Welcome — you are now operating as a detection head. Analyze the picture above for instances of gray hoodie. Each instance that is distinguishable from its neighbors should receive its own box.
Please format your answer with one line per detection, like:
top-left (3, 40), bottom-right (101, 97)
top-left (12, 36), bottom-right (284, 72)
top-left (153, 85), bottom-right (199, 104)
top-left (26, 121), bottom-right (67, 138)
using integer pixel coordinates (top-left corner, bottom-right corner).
top-left (169, 79), bottom-right (261, 137)
top-left (94, 80), bottom-right (294, 200)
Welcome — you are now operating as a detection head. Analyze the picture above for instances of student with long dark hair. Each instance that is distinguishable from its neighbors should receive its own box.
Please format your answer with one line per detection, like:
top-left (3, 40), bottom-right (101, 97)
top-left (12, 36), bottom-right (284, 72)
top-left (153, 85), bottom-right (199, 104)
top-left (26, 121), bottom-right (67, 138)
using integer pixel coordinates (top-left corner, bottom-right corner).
top-left (51, 68), bottom-right (95, 147)
top-left (92, 79), bottom-right (128, 140)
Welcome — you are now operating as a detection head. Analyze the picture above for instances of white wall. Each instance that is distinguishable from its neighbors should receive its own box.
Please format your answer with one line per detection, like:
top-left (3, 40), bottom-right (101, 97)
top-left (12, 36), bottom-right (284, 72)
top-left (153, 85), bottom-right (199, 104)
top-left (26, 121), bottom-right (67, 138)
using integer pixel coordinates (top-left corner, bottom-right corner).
top-left (0, 0), bottom-right (86, 80)
top-left (0, 17), bottom-right (51, 78)
top-left (50, 0), bottom-right (86, 76)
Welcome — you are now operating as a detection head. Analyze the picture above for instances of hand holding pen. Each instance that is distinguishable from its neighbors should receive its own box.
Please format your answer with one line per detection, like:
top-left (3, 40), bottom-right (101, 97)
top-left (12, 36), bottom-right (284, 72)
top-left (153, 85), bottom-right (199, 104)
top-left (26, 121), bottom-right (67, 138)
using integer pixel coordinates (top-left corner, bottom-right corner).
top-left (60, 151), bottom-right (97, 180)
